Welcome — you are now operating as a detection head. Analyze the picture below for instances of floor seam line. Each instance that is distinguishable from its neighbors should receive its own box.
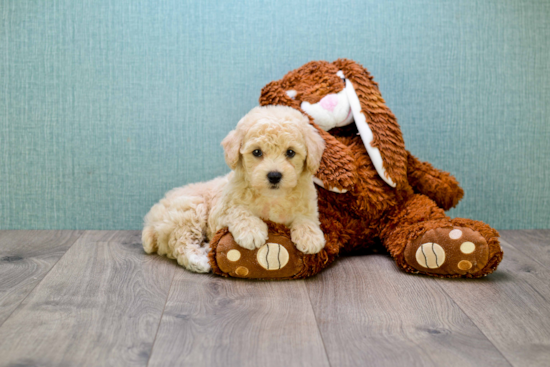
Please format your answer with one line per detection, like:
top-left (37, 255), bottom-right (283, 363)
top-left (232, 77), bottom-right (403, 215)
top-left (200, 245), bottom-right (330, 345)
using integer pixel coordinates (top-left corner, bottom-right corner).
top-left (0, 230), bottom-right (85, 330)
top-left (146, 264), bottom-right (177, 367)
top-left (305, 279), bottom-right (333, 367)
top-left (434, 281), bottom-right (515, 367)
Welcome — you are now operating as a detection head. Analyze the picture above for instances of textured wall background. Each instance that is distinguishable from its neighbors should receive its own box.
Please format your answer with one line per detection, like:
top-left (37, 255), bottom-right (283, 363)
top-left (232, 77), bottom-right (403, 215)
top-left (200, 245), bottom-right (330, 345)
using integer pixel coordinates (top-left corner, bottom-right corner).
top-left (1, 0), bottom-right (549, 230)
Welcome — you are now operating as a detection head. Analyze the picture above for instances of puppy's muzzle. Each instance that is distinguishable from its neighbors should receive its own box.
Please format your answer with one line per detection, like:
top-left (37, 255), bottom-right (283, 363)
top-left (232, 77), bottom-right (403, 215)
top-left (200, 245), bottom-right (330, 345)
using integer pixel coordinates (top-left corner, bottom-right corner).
top-left (267, 171), bottom-right (282, 184)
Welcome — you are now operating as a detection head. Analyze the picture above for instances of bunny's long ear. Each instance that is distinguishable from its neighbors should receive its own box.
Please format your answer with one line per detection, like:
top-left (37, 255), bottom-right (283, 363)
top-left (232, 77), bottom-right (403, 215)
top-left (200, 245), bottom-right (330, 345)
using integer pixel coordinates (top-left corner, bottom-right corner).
top-left (333, 59), bottom-right (407, 189)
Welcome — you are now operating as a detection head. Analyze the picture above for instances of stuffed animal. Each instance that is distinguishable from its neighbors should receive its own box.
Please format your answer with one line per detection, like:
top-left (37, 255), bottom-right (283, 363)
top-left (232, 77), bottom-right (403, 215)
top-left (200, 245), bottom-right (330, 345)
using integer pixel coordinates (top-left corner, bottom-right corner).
top-left (209, 59), bottom-right (503, 279)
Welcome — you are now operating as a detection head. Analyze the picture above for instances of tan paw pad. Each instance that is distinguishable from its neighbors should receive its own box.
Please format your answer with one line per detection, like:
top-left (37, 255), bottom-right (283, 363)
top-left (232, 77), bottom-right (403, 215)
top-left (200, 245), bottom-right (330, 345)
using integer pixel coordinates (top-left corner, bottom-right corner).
top-left (460, 242), bottom-right (475, 254)
top-left (257, 243), bottom-right (289, 270)
top-left (227, 249), bottom-right (241, 261)
top-left (415, 243), bottom-right (446, 269)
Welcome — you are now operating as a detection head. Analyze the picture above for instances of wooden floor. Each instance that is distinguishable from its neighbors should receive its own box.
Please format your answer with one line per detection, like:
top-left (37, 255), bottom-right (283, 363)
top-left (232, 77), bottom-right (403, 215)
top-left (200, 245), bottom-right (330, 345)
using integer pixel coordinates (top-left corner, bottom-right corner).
top-left (0, 231), bottom-right (549, 367)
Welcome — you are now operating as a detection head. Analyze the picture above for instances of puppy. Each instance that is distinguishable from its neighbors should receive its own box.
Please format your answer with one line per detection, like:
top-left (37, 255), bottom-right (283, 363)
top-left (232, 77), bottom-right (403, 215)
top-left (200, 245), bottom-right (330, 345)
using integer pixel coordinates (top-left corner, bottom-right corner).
top-left (142, 105), bottom-right (326, 273)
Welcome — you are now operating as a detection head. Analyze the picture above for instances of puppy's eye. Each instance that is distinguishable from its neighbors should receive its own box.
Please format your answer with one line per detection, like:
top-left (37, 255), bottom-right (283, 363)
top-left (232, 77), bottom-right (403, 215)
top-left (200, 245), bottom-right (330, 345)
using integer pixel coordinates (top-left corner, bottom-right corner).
top-left (252, 149), bottom-right (263, 157)
top-left (286, 149), bottom-right (296, 158)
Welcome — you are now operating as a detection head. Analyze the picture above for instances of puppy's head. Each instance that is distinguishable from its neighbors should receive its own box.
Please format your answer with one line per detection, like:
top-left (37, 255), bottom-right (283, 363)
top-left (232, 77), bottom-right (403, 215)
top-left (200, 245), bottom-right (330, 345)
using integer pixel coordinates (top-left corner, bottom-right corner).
top-left (222, 106), bottom-right (324, 194)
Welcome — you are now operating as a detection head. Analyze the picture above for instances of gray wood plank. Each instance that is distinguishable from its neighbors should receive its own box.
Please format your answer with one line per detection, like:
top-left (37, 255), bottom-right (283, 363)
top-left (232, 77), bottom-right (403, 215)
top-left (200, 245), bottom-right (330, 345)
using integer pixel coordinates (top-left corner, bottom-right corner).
top-left (306, 254), bottom-right (510, 367)
top-left (147, 272), bottom-right (330, 367)
top-left (0, 231), bottom-right (176, 367)
top-left (500, 230), bottom-right (550, 269)
top-left (0, 230), bottom-right (82, 326)
top-left (436, 238), bottom-right (550, 367)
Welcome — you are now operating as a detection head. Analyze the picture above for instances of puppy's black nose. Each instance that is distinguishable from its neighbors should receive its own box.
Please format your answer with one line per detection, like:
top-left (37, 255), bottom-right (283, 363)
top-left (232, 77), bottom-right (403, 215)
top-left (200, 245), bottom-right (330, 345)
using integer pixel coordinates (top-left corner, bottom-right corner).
top-left (267, 171), bottom-right (282, 184)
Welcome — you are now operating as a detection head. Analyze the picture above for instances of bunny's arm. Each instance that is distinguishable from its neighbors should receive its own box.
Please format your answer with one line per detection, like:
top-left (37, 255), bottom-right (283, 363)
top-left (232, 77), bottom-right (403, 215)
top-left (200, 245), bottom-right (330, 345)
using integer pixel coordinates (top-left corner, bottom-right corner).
top-left (406, 152), bottom-right (464, 211)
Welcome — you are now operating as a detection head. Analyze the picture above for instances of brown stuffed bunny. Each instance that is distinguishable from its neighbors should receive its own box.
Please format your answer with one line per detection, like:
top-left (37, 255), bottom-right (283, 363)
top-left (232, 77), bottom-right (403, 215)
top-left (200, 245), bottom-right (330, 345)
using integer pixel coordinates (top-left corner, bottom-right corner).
top-left (210, 59), bottom-right (502, 279)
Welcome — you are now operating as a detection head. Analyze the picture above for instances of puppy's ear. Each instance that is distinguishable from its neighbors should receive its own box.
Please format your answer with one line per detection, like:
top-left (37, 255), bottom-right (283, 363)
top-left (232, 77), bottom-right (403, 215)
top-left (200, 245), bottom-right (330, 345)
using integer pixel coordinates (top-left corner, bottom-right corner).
top-left (221, 129), bottom-right (242, 170)
top-left (301, 118), bottom-right (326, 174)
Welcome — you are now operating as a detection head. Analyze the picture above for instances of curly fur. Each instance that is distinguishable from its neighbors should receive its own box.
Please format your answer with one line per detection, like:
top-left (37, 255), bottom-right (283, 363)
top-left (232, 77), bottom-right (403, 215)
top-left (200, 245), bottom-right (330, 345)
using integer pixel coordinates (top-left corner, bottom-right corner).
top-left (142, 106), bottom-right (326, 272)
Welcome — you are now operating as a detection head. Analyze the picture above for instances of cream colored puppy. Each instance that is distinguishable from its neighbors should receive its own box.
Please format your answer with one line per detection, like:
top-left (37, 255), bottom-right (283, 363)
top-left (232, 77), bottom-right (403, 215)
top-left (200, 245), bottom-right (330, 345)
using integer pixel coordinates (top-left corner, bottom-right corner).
top-left (142, 106), bottom-right (326, 273)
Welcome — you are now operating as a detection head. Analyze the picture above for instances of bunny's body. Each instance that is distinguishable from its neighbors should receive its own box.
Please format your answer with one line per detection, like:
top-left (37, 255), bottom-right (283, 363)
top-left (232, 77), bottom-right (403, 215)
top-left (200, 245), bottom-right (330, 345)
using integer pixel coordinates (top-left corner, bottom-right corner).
top-left (259, 59), bottom-right (503, 278)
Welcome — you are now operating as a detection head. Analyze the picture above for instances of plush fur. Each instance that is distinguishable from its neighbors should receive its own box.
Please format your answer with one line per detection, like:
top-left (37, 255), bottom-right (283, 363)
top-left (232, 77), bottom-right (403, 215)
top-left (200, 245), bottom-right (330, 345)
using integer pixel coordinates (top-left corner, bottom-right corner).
top-left (253, 59), bottom-right (503, 278)
top-left (142, 106), bottom-right (326, 272)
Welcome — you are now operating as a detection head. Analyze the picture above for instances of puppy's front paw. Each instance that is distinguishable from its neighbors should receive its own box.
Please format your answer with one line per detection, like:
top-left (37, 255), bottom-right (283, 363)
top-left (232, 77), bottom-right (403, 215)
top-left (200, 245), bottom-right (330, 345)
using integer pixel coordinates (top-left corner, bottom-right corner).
top-left (231, 219), bottom-right (268, 251)
top-left (291, 223), bottom-right (325, 254)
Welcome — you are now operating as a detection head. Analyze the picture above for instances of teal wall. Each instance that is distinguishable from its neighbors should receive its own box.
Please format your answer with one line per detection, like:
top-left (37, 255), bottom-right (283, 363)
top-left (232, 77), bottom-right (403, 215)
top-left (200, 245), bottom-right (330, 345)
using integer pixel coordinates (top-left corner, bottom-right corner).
top-left (1, 0), bottom-right (549, 230)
